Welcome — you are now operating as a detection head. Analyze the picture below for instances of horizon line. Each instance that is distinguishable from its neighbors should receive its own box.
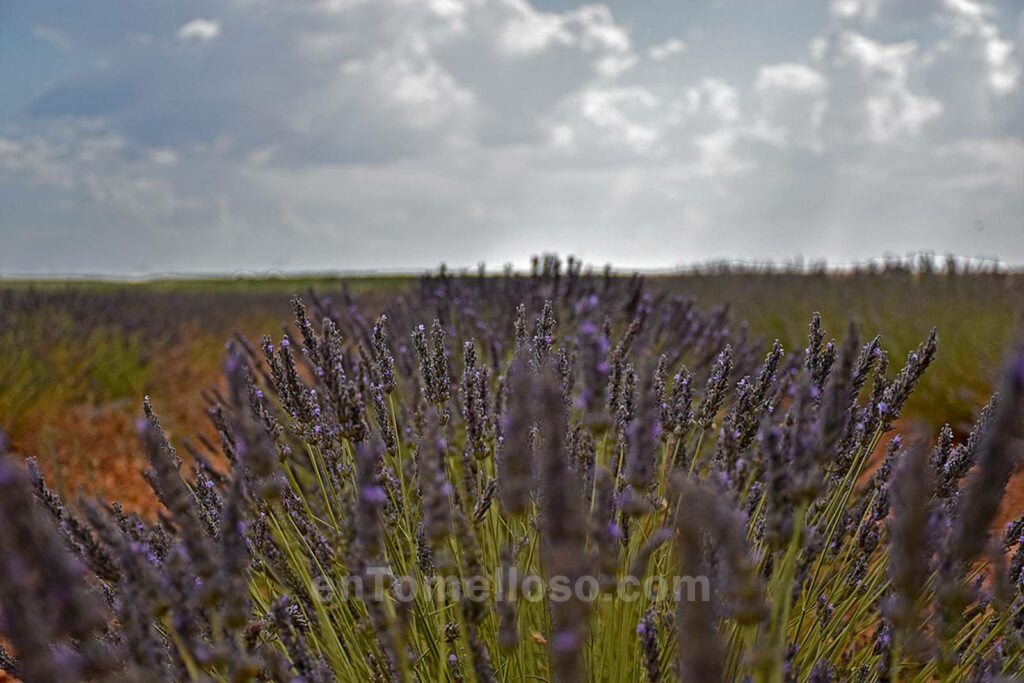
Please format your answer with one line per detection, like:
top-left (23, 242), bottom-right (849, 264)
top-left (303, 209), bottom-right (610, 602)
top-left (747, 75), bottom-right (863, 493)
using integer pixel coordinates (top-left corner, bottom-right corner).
top-left (0, 252), bottom-right (1020, 283)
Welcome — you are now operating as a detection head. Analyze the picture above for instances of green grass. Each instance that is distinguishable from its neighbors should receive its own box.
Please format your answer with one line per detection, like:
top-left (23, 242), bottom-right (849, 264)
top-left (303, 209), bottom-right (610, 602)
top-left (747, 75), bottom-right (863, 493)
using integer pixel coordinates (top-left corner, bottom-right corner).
top-left (0, 273), bottom-right (415, 295)
top-left (1, 268), bottom-right (1019, 444)
top-left (0, 314), bottom-right (151, 429)
top-left (654, 270), bottom-right (1023, 429)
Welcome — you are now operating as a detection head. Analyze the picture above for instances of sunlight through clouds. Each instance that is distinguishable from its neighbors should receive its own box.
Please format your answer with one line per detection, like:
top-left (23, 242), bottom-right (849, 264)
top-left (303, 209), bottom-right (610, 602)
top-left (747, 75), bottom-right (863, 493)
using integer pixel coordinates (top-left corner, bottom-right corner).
top-left (1, 0), bottom-right (1021, 274)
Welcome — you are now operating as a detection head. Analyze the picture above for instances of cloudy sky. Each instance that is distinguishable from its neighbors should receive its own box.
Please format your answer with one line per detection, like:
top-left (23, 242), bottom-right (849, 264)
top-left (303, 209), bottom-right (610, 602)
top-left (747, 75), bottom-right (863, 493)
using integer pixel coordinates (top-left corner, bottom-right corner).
top-left (1, 0), bottom-right (1022, 275)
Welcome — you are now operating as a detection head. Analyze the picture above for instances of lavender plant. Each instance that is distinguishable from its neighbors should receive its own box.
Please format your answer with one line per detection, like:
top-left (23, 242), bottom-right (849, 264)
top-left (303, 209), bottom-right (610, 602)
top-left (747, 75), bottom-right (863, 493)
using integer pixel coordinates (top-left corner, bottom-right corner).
top-left (1, 258), bottom-right (1023, 682)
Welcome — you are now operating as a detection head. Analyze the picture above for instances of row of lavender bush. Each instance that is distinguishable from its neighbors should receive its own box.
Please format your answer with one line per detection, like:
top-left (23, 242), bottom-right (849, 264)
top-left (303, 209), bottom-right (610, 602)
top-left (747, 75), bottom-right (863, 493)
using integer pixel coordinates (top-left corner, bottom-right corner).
top-left (1, 256), bottom-right (1023, 681)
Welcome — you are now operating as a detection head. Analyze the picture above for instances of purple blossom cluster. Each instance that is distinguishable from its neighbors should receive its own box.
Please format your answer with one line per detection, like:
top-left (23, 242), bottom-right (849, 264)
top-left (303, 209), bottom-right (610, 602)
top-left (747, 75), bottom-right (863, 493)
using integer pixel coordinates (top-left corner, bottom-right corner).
top-left (1, 256), bottom-right (1023, 682)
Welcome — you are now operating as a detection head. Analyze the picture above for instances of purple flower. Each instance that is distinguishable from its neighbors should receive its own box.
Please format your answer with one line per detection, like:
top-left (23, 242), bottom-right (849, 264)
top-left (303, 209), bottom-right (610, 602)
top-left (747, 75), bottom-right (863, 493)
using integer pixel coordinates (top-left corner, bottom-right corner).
top-left (362, 485), bottom-right (387, 505)
top-left (552, 631), bottom-right (581, 653)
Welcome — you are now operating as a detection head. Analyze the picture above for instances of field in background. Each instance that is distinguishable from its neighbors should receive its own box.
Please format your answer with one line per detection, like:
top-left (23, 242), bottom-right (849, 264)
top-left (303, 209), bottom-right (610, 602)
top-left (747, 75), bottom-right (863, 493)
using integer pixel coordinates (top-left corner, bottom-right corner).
top-left (1, 265), bottom-right (1021, 512)
top-left (672, 267), bottom-right (1021, 429)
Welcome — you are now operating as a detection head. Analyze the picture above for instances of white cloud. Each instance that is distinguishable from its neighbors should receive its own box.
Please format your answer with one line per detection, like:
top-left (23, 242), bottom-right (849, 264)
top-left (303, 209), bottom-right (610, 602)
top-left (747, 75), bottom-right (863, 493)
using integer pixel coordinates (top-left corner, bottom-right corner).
top-left (176, 18), bottom-right (221, 43)
top-left (577, 87), bottom-right (661, 154)
top-left (0, 125), bottom-right (203, 225)
top-left (754, 64), bottom-right (828, 150)
top-left (864, 90), bottom-right (942, 141)
top-left (694, 129), bottom-right (750, 177)
top-left (32, 25), bottom-right (74, 52)
top-left (497, 2), bottom-right (629, 57)
top-left (829, 0), bottom-right (935, 25)
top-left (830, 0), bottom-right (883, 22)
top-left (944, 0), bottom-right (990, 21)
top-left (356, 51), bottom-right (477, 132)
top-left (3, 0), bottom-right (1023, 273)
top-left (839, 32), bottom-right (915, 79)
top-left (428, 0), bottom-right (467, 22)
top-left (689, 78), bottom-right (740, 123)
top-left (940, 0), bottom-right (1019, 94)
top-left (499, 6), bottom-right (570, 56)
top-left (148, 149), bottom-right (179, 166)
top-left (820, 31), bottom-right (944, 142)
top-left (648, 38), bottom-right (686, 62)
top-left (568, 5), bottom-right (631, 53)
top-left (757, 63), bottom-right (827, 93)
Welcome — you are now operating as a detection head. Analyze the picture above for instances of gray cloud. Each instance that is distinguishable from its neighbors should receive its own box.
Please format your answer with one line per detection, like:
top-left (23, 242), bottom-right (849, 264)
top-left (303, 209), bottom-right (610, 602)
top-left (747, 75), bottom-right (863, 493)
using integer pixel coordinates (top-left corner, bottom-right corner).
top-left (0, 0), bottom-right (1021, 274)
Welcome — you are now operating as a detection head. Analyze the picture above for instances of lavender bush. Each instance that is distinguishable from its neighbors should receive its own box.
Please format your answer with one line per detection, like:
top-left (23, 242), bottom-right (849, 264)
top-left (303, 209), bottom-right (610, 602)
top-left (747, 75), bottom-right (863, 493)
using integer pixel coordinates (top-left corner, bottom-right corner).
top-left (1, 256), bottom-right (1023, 681)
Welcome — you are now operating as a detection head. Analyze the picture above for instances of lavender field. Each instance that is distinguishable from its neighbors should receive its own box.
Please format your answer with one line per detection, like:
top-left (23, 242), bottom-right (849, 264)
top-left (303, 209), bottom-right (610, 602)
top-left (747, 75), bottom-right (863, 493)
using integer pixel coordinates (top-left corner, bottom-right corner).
top-left (5, 0), bottom-right (1024, 678)
top-left (1, 257), bottom-right (1023, 681)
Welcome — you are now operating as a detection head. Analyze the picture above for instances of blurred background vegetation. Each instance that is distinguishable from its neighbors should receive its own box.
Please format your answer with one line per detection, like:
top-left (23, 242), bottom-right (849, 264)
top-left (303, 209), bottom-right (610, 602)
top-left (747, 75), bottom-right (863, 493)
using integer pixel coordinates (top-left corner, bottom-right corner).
top-left (1, 262), bottom-right (1021, 509)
